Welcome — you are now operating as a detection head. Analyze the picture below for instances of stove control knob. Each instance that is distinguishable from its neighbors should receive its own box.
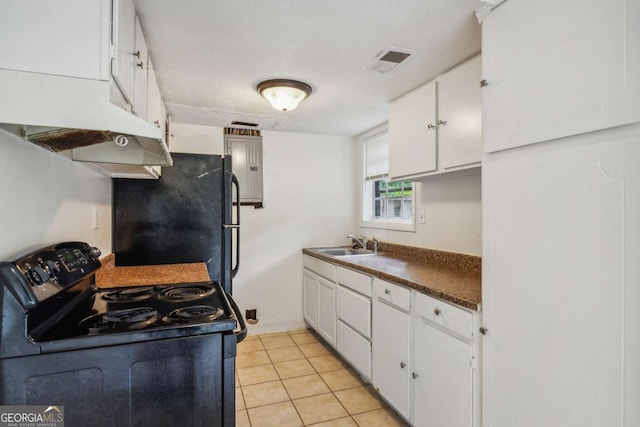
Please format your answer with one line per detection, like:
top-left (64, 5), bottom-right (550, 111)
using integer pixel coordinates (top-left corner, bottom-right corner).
top-left (28, 266), bottom-right (49, 285)
top-left (89, 247), bottom-right (101, 260)
top-left (44, 260), bottom-right (60, 278)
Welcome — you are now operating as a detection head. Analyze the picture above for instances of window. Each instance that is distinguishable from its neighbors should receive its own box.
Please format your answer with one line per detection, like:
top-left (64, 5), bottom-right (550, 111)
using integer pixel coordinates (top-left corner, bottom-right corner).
top-left (362, 130), bottom-right (415, 230)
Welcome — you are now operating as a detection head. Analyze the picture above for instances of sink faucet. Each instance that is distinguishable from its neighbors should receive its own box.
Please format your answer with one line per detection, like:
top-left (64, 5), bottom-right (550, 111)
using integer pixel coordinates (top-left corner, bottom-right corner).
top-left (347, 234), bottom-right (368, 250)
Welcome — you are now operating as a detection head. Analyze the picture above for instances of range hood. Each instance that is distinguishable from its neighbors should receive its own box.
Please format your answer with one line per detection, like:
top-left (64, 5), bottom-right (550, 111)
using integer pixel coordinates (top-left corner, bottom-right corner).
top-left (0, 69), bottom-right (172, 166)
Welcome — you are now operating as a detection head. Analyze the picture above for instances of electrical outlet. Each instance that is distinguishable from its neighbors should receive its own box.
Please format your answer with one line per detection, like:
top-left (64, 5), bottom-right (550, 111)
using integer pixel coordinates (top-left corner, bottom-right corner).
top-left (418, 209), bottom-right (425, 224)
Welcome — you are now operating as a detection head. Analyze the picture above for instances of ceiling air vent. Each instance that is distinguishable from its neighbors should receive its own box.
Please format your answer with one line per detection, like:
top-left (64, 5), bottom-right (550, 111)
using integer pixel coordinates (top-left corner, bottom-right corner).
top-left (366, 49), bottom-right (414, 74)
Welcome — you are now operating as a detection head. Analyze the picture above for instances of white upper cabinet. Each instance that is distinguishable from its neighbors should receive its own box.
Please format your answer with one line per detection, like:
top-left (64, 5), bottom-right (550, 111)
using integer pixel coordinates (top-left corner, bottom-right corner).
top-left (439, 56), bottom-right (482, 169)
top-left (482, 0), bottom-right (640, 152)
top-left (111, 0), bottom-right (137, 106)
top-left (147, 60), bottom-right (166, 133)
top-left (389, 81), bottom-right (438, 179)
top-left (0, 0), bottom-right (110, 80)
top-left (389, 55), bottom-right (482, 180)
top-left (133, 17), bottom-right (149, 119)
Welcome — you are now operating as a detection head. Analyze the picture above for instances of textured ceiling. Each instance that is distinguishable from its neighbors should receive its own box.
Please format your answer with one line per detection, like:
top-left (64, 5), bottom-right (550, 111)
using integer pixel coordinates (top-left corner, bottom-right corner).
top-left (134, 0), bottom-right (481, 136)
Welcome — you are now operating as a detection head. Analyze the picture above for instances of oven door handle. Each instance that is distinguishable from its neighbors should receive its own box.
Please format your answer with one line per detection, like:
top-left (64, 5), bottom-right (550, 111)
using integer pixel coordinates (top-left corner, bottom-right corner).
top-left (226, 292), bottom-right (247, 343)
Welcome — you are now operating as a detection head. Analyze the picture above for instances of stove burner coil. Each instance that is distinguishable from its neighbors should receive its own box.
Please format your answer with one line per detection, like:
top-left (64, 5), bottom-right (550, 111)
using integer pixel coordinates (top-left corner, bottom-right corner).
top-left (163, 305), bottom-right (225, 324)
top-left (102, 287), bottom-right (154, 303)
top-left (156, 284), bottom-right (215, 302)
top-left (80, 307), bottom-right (159, 334)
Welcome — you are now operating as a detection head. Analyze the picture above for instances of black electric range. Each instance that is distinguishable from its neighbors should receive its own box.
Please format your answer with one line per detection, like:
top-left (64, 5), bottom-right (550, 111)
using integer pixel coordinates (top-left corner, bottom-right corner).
top-left (0, 242), bottom-right (244, 427)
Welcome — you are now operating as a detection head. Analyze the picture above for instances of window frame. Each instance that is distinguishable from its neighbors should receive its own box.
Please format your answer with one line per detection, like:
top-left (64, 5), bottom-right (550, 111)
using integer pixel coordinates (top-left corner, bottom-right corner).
top-left (360, 128), bottom-right (416, 232)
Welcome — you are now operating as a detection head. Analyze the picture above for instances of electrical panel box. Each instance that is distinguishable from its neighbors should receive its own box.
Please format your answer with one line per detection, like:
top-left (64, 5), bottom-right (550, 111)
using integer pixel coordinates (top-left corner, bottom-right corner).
top-left (224, 134), bottom-right (263, 206)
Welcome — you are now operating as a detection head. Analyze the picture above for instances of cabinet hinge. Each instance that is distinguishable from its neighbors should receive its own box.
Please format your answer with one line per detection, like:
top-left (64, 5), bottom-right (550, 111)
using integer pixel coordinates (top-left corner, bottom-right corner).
top-left (109, 44), bottom-right (116, 59)
top-left (470, 358), bottom-right (478, 370)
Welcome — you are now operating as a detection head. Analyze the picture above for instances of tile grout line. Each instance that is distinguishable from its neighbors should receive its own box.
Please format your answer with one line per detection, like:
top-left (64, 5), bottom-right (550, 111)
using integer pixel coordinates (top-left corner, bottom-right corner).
top-left (240, 329), bottom-right (397, 426)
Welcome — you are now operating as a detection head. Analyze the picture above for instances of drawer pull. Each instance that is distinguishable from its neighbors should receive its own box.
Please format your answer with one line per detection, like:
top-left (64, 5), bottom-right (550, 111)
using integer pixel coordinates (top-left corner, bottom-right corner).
top-left (412, 372), bottom-right (419, 379)
top-left (479, 327), bottom-right (488, 335)
top-left (400, 362), bottom-right (406, 369)
top-left (434, 308), bottom-right (441, 316)
top-left (384, 289), bottom-right (391, 295)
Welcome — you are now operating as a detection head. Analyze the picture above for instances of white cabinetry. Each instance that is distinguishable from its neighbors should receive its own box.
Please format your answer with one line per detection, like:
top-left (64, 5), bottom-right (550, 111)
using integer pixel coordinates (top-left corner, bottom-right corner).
top-left (111, 0), bottom-right (137, 106)
top-left (389, 55), bottom-right (482, 180)
top-left (0, 0), bottom-right (110, 80)
top-left (302, 255), bottom-right (336, 347)
top-left (336, 266), bottom-right (372, 379)
top-left (147, 60), bottom-right (167, 135)
top-left (316, 277), bottom-right (336, 346)
top-left (483, 131), bottom-right (640, 427)
top-left (482, 1), bottom-right (640, 426)
top-left (389, 81), bottom-right (437, 178)
top-left (372, 279), bottom-right (411, 419)
top-left (482, 0), bottom-right (640, 153)
top-left (132, 17), bottom-right (149, 118)
top-left (413, 293), bottom-right (474, 427)
top-left (438, 56), bottom-right (482, 169)
top-left (303, 270), bottom-right (318, 329)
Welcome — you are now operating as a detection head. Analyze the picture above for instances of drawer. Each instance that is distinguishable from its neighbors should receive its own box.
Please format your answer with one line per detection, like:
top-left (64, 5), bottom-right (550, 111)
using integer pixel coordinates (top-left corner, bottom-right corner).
top-left (414, 292), bottom-right (473, 339)
top-left (303, 254), bottom-right (336, 281)
top-left (337, 320), bottom-right (371, 379)
top-left (337, 285), bottom-right (371, 338)
top-left (336, 266), bottom-right (372, 297)
top-left (373, 278), bottom-right (411, 312)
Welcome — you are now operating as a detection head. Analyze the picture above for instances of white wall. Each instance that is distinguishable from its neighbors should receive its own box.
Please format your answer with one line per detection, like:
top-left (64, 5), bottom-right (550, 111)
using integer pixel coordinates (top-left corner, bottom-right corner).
top-left (233, 130), bottom-right (356, 334)
top-left (0, 128), bottom-right (112, 259)
top-left (355, 126), bottom-right (482, 255)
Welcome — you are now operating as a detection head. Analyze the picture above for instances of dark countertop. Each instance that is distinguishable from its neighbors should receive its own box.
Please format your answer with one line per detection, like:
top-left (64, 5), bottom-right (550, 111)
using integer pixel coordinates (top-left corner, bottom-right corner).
top-left (303, 246), bottom-right (481, 311)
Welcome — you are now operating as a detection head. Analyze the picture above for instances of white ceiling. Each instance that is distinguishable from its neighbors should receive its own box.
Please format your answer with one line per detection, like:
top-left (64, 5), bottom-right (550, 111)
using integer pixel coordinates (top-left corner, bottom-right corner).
top-left (134, 0), bottom-right (481, 136)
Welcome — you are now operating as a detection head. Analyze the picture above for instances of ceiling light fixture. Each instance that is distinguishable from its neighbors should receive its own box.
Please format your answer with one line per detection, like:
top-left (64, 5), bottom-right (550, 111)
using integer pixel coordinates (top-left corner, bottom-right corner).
top-left (257, 79), bottom-right (312, 112)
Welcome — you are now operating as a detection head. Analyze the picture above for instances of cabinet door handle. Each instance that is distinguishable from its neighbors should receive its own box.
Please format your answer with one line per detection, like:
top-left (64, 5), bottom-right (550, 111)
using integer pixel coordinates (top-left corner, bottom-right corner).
top-left (480, 79), bottom-right (488, 87)
top-left (400, 362), bottom-right (406, 369)
top-left (427, 123), bottom-right (435, 129)
top-left (437, 119), bottom-right (447, 126)
top-left (137, 61), bottom-right (144, 69)
top-left (133, 50), bottom-right (141, 58)
top-left (154, 120), bottom-right (160, 127)
top-left (412, 372), bottom-right (419, 379)
top-left (434, 308), bottom-right (441, 316)
top-left (384, 289), bottom-right (391, 295)
top-left (479, 327), bottom-right (488, 335)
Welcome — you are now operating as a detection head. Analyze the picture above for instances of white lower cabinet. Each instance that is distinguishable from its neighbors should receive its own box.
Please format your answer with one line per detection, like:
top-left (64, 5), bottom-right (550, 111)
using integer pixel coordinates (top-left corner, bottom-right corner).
top-left (302, 270), bottom-right (318, 329)
top-left (303, 255), bottom-right (336, 347)
top-left (413, 319), bottom-right (473, 427)
top-left (316, 277), bottom-right (336, 346)
top-left (304, 256), bottom-right (480, 426)
top-left (337, 320), bottom-right (371, 379)
top-left (372, 279), bottom-right (411, 419)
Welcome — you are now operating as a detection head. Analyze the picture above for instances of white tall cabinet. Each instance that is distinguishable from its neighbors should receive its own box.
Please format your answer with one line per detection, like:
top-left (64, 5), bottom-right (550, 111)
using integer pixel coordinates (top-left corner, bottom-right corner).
top-left (481, 1), bottom-right (640, 426)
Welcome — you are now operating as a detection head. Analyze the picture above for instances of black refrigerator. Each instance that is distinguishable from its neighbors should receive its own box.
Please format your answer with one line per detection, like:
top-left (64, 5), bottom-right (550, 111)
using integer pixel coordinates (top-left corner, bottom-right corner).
top-left (112, 152), bottom-right (240, 295)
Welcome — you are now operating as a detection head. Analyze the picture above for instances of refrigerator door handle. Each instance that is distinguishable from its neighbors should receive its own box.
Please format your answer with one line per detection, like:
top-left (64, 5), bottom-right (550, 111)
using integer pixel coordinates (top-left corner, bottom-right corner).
top-left (228, 174), bottom-right (240, 278)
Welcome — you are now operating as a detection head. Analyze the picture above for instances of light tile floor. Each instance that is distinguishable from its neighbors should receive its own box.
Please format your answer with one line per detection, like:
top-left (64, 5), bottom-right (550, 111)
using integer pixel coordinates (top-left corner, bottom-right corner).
top-left (236, 329), bottom-right (410, 427)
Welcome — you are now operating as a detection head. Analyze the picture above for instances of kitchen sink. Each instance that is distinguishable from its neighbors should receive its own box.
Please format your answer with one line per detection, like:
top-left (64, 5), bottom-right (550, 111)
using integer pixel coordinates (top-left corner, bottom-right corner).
top-left (318, 248), bottom-right (375, 256)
